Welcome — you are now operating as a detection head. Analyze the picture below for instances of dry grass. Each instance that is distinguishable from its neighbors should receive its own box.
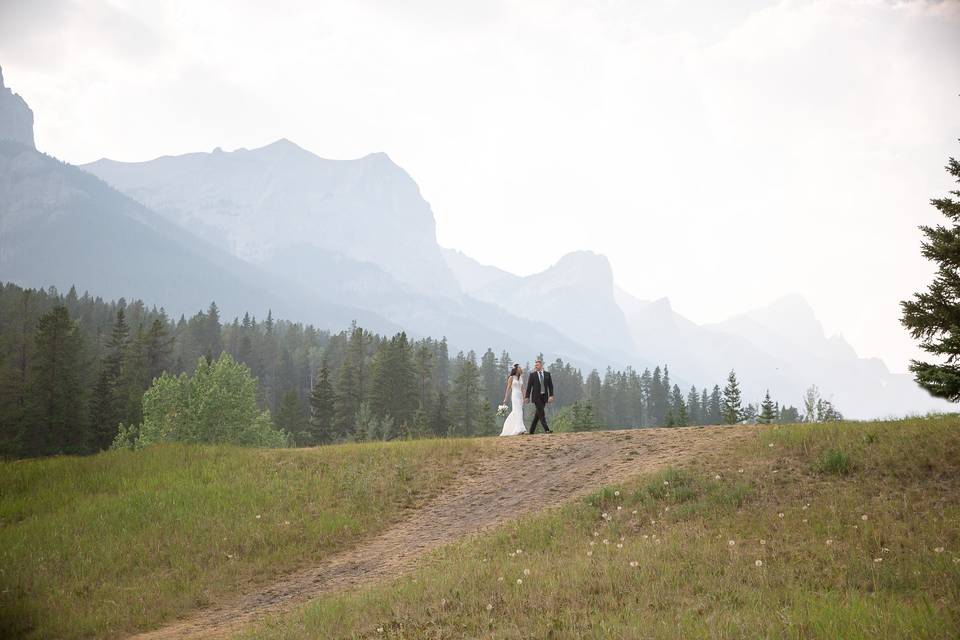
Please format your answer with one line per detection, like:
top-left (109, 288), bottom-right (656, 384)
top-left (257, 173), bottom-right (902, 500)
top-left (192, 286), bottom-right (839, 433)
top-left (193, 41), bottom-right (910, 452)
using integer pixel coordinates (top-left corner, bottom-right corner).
top-left (244, 416), bottom-right (960, 639)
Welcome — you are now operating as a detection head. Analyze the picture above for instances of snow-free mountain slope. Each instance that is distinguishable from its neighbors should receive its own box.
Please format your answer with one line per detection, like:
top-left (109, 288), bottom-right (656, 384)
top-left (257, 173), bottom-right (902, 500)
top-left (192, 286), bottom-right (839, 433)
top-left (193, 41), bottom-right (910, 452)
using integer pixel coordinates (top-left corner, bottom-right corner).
top-left (0, 67), bottom-right (34, 149)
top-left (83, 140), bottom-right (460, 298)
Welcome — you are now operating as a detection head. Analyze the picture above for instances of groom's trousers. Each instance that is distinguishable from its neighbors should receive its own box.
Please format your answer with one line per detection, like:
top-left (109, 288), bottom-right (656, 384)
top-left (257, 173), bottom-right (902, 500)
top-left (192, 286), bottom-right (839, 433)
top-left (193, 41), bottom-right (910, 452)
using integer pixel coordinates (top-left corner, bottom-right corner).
top-left (530, 394), bottom-right (550, 433)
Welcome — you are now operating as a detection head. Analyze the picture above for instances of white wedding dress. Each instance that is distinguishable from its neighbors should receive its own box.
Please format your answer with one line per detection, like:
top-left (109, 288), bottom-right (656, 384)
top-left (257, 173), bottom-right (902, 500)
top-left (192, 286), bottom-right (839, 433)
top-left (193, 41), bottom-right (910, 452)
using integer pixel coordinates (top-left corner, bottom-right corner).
top-left (500, 377), bottom-right (527, 436)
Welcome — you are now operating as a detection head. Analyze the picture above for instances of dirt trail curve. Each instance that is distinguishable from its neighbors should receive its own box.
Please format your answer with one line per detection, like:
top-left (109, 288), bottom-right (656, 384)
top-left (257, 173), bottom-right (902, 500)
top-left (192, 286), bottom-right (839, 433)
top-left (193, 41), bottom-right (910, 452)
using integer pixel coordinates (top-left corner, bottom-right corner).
top-left (132, 425), bottom-right (757, 639)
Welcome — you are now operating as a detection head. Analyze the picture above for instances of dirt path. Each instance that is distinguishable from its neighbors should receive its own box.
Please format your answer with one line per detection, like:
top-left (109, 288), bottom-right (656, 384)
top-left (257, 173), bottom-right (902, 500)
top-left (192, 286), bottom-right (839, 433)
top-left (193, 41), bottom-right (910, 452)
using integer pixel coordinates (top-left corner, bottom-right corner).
top-left (132, 425), bottom-right (757, 639)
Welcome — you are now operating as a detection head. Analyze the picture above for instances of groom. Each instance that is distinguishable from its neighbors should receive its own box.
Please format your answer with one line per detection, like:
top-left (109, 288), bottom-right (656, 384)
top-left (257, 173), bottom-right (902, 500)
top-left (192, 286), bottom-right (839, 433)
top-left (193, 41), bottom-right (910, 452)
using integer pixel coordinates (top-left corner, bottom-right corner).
top-left (525, 359), bottom-right (554, 434)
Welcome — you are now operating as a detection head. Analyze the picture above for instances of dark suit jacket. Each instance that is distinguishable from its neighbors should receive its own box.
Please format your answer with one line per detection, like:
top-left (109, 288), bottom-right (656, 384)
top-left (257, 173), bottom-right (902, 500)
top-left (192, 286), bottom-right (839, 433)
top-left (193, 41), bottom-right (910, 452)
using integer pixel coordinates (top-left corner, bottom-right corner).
top-left (525, 370), bottom-right (554, 402)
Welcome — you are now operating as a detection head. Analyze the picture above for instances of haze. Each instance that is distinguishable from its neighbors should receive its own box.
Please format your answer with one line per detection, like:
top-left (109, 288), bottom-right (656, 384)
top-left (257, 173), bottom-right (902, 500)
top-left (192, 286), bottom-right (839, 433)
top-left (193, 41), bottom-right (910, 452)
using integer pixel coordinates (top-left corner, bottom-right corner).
top-left (2, 0), bottom-right (959, 373)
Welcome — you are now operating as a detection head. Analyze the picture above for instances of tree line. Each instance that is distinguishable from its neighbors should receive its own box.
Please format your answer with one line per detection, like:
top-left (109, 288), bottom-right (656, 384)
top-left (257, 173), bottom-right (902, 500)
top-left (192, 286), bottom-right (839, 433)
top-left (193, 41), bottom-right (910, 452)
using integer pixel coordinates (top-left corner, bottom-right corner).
top-left (0, 281), bottom-right (838, 459)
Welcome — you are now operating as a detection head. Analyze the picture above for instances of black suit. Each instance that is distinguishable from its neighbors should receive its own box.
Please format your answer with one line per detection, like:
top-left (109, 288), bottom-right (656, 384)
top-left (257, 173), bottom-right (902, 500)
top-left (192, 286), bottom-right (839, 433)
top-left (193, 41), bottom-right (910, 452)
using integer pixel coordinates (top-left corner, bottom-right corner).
top-left (525, 370), bottom-right (554, 433)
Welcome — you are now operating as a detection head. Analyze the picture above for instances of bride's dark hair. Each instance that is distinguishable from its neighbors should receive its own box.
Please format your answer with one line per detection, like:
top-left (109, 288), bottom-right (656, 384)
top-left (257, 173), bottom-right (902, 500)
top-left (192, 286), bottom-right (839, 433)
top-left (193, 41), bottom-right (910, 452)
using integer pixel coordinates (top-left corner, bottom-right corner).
top-left (510, 363), bottom-right (522, 378)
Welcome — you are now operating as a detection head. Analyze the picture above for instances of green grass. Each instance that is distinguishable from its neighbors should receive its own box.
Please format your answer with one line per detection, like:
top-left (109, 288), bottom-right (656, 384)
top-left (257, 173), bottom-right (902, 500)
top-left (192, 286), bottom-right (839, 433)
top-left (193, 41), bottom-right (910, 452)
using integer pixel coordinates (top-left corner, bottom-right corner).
top-left (245, 416), bottom-right (960, 639)
top-left (0, 438), bottom-right (485, 639)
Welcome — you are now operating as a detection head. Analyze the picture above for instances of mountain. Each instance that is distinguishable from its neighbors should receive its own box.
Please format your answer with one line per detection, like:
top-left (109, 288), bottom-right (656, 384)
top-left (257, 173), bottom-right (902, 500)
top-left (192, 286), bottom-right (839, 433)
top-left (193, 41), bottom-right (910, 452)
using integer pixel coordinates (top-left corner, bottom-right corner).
top-left (447, 250), bottom-right (639, 366)
top-left (83, 140), bottom-right (459, 298)
top-left (0, 66), bottom-right (34, 149)
top-left (80, 142), bottom-right (619, 365)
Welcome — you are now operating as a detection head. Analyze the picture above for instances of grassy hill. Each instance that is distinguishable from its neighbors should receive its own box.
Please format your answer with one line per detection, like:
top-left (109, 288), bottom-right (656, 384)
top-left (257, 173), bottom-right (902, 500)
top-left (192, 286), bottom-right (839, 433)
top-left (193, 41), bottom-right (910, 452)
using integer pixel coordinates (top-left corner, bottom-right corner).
top-left (242, 417), bottom-right (960, 639)
top-left (2, 417), bottom-right (959, 639)
top-left (0, 439), bottom-right (485, 638)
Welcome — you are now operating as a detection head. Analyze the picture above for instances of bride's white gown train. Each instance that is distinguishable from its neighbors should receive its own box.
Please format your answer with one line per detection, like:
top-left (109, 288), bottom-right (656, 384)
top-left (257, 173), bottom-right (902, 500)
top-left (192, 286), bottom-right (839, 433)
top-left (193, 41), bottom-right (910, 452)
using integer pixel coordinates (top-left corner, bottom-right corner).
top-left (500, 377), bottom-right (527, 436)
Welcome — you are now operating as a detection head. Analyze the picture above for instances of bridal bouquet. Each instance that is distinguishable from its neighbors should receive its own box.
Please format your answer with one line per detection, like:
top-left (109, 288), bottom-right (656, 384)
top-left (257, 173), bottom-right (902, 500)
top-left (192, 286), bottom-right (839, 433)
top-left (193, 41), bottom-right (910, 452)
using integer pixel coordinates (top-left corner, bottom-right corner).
top-left (496, 404), bottom-right (510, 417)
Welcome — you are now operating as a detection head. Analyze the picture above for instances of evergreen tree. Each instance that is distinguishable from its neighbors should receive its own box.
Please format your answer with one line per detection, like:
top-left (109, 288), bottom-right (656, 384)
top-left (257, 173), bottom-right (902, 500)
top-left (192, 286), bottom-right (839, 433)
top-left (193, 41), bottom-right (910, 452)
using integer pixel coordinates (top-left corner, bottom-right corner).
top-left (759, 390), bottom-right (777, 423)
top-left (24, 306), bottom-right (86, 455)
top-left (722, 370), bottom-right (742, 425)
top-left (481, 348), bottom-right (500, 408)
top-left (308, 360), bottom-right (336, 445)
top-left (686, 385), bottom-right (700, 425)
top-left (700, 388), bottom-right (710, 425)
top-left (90, 307), bottom-right (129, 449)
top-left (901, 148), bottom-right (960, 400)
top-left (451, 351), bottom-right (482, 436)
top-left (333, 324), bottom-right (366, 436)
top-left (144, 318), bottom-right (172, 383)
top-left (367, 332), bottom-right (418, 428)
top-left (429, 391), bottom-right (450, 436)
top-left (671, 384), bottom-right (686, 427)
top-left (276, 389), bottom-right (308, 441)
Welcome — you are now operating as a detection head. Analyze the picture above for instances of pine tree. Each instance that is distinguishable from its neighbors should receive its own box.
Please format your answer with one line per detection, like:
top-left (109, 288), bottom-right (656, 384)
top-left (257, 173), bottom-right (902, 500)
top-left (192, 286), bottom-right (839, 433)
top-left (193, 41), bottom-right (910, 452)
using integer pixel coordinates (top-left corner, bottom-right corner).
top-left (24, 306), bottom-right (86, 455)
top-left (334, 324), bottom-right (366, 436)
top-left (686, 385), bottom-right (700, 425)
top-left (671, 384), bottom-right (686, 427)
top-left (276, 389), bottom-right (308, 441)
top-left (759, 390), bottom-right (777, 423)
top-left (722, 370), bottom-right (742, 425)
top-left (308, 360), bottom-right (335, 444)
top-left (367, 332), bottom-right (417, 428)
top-left (451, 351), bottom-right (482, 436)
top-left (700, 388), bottom-right (709, 425)
top-left (90, 307), bottom-right (129, 449)
top-left (901, 148), bottom-right (960, 400)
top-left (144, 318), bottom-right (172, 383)
top-left (481, 348), bottom-right (500, 407)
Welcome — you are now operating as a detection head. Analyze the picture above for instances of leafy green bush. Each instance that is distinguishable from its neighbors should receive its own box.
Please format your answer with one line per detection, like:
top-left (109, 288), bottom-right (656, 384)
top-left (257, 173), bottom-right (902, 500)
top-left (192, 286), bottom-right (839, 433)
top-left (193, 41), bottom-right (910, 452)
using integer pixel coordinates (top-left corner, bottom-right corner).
top-left (816, 448), bottom-right (852, 475)
top-left (113, 353), bottom-right (289, 449)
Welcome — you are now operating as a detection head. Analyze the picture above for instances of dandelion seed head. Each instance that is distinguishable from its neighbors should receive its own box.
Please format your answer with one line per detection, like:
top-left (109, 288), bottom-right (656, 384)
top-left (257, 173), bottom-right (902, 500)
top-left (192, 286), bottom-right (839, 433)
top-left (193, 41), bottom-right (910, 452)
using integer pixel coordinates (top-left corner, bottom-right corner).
top-left (755, 559), bottom-right (763, 567)
top-left (778, 513), bottom-right (785, 518)
top-left (523, 568), bottom-right (530, 575)
top-left (617, 543), bottom-right (623, 549)
top-left (486, 603), bottom-right (493, 611)
top-left (517, 578), bottom-right (523, 585)
top-left (738, 468), bottom-right (744, 473)
top-left (768, 443), bottom-right (774, 447)
top-left (874, 557), bottom-right (883, 563)
top-left (760, 539), bottom-right (766, 545)
top-left (861, 514), bottom-right (868, 521)
top-left (663, 480), bottom-right (670, 485)
top-left (630, 560), bottom-right (639, 567)
top-left (934, 547), bottom-right (945, 553)
top-left (614, 490), bottom-right (620, 496)
top-left (826, 539), bottom-right (833, 545)
top-left (587, 551), bottom-right (593, 557)
top-left (715, 474), bottom-right (721, 480)
top-left (377, 627), bottom-right (384, 634)
top-left (603, 539), bottom-right (609, 545)
top-left (632, 510), bottom-right (638, 515)
top-left (728, 540), bottom-right (736, 546)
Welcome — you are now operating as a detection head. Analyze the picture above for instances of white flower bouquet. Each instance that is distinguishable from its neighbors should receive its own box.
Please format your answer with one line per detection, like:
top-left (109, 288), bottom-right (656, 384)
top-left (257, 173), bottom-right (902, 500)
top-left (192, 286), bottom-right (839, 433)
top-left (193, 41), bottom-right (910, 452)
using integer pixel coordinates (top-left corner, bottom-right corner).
top-left (496, 404), bottom-right (510, 417)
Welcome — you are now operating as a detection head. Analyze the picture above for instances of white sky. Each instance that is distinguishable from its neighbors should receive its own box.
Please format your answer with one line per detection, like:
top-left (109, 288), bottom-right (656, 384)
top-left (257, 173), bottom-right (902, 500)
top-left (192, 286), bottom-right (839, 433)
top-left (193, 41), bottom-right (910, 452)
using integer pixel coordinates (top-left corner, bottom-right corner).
top-left (2, 0), bottom-right (959, 373)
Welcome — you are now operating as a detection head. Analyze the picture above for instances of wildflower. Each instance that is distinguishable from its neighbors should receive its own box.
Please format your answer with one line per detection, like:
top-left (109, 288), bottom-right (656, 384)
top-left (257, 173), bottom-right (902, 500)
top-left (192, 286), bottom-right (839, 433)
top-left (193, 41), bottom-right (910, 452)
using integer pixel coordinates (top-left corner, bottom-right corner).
top-left (738, 468), bottom-right (744, 473)
top-left (617, 506), bottom-right (623, 511)
top-left (509, 552), bottom-right (516, 557)
top-left (643, 534), bottom-right (649, 539)
top-left (630, 560), bottom-right (639, 567)
top-left (603, 539), bottom-right (610, 545)
top-left (497, 576), bottom-right (504, 582)
top-left (255, 514), bottom-right (261, 519)
top-left (602, 512), bottom-right (609, 519)
top-left (714, 474), bottom-right (721, 480)
top-left (861, 514), bottom-right (868, 521)
top-left (517, 578), bottom-right (523, 585)
top-left (953, 558), bottom-right (959, 564)
top-left (802, 519), bottom-right (808, 523)
top-left (617, 543), bottom-right (623, 549)
top-left (759, 539), bottom-right (766, 545)
top-left (594, 531), bottom-right (599, 537)
top-left (632, 510), bottom-right (638, 515)
top-left (728, 540), bottom-right (736, 546)
top-left (772, 470), bottom-right (778, 474)
top-left (284, 520), bottom-right (290, 525)
top-left (620, 536), bottom-right (625, 541)
top-left (655, 539), bottom-right (662, 545)
top-left (523, 568), bottom-right (531, 575)
top-left (664, 507), bottom-right (670, 512)
top-left (589, 541), bottom-right (595, 546)
top-left (486, 604), bottom-right (493, 611)
top-left (441, 598), bottom-right (447, 606)
top-left (614, 490), bottom-right (621, 496)
top-left (516, 549), bottom-right (523, 554)
top-left (802, 504), bottom-right (809, 510)
top-left (377, 627), bottom-right (384, 634)
top-left (663, 480), bottom-right (670, 486)
top-left (778, 513), bottom-right (785, 518)
top-left (768, 443), bottom-right (774, 447)
top-left (755, 559), bottom-right (763, 567)
top-left (826, 539), bottom-right (833, 546)
top-left (873, 557), bottom-right (883, 563)
top-left (934, 547), bottom-right (945, 553)
top-left (651, 519), bottom-right (657, 525)
top-left (587, 551), bottom-right (593, 557)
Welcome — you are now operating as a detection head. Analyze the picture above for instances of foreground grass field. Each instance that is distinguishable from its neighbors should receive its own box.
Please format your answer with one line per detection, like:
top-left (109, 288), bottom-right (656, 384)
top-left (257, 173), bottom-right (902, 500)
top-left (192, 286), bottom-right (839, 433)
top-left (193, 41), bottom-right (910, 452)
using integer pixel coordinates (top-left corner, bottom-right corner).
top-left (246, 416), bottom-right (960, 639)
top-left (0, 438), bottom-right (485, 638)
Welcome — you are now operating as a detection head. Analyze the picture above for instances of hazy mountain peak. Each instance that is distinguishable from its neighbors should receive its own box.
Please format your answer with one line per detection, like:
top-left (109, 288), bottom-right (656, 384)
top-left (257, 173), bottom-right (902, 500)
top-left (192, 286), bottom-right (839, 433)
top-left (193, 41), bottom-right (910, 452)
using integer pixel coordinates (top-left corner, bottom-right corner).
top-left (0, 65), bottom-right (35, 149)
top-left (547, 251), bottom-right (614, 285)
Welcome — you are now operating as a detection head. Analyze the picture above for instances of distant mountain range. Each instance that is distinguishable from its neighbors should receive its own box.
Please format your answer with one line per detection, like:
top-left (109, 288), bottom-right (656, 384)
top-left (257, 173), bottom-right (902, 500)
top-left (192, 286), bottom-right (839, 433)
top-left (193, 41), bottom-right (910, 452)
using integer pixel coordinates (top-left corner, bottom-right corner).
top-left (0, 64), bottom-right (950, 418)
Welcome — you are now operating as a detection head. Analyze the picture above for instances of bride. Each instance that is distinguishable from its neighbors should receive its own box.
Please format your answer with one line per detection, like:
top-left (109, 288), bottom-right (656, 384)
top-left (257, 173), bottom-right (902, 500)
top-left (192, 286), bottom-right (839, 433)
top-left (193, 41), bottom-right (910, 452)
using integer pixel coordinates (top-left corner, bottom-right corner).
top-left (500, 364), bottom-right (528, 436)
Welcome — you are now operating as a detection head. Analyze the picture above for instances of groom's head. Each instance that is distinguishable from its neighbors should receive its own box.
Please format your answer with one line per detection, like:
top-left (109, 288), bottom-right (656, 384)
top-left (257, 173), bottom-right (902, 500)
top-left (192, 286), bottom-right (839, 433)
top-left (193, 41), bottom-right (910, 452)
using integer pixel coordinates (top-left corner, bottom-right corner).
top-left (534, 359), bottom-right (543, 372)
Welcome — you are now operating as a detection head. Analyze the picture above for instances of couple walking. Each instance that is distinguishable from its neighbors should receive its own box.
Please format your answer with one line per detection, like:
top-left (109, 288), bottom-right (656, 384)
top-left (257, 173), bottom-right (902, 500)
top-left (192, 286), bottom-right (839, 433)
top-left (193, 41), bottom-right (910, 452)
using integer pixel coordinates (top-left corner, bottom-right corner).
top-left (500, 359), bottom-right (554, 436)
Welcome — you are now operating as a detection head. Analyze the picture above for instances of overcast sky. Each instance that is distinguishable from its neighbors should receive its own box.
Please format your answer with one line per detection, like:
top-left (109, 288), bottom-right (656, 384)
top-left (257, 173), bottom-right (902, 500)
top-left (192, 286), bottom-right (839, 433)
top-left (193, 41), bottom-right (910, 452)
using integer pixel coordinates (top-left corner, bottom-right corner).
top-left (1, 0), bottom-right (959, 372)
